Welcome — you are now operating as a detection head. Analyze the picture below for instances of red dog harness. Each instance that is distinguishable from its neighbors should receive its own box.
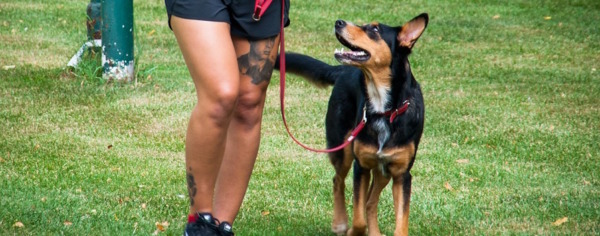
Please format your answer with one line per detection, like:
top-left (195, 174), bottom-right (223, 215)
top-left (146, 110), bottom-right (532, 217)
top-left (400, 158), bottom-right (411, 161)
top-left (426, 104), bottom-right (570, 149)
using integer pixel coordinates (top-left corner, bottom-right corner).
top-left (380, 100), bottom-right (411, 124)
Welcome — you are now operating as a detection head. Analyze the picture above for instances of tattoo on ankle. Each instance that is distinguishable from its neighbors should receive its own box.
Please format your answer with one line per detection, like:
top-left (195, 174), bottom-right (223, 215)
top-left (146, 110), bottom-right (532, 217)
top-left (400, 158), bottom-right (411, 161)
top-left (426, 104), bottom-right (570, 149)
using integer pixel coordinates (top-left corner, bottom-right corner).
top-left (237, 36), bottom-right (277, 85)
top-left (186, 171), bottom-right (197, 206)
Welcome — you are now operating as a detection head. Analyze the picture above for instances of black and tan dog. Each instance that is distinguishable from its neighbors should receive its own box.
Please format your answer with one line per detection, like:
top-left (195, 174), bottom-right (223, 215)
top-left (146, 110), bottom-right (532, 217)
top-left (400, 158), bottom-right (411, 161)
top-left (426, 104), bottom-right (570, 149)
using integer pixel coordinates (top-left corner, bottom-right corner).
top-left (277, 13), bottom-right (428, 236)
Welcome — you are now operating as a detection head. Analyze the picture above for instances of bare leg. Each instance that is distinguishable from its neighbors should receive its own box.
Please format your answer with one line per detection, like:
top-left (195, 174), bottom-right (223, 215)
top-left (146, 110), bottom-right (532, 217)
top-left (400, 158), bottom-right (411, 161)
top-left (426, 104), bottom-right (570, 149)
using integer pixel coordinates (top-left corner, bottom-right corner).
top-left (170, 16), bottom-right (240, 215)
top-left (213, 35), bottom-right (280, 224)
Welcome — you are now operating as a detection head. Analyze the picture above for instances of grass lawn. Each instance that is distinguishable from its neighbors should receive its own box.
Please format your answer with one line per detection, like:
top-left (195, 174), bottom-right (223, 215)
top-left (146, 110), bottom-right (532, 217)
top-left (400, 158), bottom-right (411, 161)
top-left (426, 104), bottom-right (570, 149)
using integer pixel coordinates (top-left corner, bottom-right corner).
top-left (1, 0), bottom-right (599, 235)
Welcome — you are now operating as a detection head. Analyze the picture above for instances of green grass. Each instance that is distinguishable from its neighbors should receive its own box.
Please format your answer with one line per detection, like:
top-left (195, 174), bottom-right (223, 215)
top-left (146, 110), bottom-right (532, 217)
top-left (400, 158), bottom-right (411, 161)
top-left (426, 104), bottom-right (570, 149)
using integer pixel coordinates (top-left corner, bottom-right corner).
top-left (1, 0), bottom-right (599, 235)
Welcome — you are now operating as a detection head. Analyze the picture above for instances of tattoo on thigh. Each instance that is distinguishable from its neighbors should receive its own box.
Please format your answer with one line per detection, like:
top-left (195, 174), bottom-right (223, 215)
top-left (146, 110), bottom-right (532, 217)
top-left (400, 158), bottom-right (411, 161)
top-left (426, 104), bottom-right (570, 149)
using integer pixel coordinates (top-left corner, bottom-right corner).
top-left (237, 36), bottom-right (277, 85)
top-left (186, 170), bottom-right (197, 206)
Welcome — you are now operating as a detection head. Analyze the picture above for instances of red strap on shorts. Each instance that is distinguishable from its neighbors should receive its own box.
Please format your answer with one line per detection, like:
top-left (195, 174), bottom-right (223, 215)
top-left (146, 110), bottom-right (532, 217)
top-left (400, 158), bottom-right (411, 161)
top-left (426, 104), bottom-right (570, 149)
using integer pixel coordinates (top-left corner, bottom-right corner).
top-left (253, 0), bottom-right (273, 21)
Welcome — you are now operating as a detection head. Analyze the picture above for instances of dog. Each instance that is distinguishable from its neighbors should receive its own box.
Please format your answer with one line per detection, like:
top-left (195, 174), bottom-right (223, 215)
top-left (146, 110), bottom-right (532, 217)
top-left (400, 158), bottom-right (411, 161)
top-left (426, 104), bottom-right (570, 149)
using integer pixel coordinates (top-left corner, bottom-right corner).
top-left (276, 13), bottom-right (428, 236)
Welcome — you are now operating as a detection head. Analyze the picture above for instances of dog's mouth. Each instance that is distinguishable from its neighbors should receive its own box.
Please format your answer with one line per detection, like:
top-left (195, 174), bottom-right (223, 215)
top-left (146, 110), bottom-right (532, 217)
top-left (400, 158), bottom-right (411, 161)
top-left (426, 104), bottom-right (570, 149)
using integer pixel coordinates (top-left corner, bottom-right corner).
top-left (334, 33), bottom-right (371, 63)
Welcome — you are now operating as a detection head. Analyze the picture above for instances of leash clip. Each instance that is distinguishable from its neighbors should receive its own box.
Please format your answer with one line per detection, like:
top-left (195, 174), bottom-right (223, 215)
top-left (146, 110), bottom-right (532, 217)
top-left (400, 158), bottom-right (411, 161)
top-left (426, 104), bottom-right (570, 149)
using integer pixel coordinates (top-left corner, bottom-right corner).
top-left (252, 6), bottom-right (262, 21)
top-left (362, 105), bottom-right (368, 123)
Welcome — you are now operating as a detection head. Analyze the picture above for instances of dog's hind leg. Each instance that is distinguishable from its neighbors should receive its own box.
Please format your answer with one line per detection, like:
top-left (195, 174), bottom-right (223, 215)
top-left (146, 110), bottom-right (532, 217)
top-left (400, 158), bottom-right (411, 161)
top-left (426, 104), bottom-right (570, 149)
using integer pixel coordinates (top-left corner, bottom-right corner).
top-left (329, 147), bottom-right (353, 235)
top-left (392, 172), bottom-right (412, 236)
top-left (366, 169), bottom-right (390, 236)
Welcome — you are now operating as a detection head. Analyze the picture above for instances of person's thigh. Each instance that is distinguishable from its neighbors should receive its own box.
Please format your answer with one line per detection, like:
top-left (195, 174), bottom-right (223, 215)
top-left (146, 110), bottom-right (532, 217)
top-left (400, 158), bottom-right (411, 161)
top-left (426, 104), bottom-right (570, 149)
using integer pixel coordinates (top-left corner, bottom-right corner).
top-left (232, 35), bottom-right (280, 111)
top-left (171, 16), bottom-right (240, 104)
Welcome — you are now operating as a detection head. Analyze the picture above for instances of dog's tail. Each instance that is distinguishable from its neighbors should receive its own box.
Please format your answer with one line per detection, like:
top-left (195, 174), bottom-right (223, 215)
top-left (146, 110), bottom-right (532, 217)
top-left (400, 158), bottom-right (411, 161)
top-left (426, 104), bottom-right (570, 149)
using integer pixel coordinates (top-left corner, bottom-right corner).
top-left (275, 52), bottom-right (349, 87)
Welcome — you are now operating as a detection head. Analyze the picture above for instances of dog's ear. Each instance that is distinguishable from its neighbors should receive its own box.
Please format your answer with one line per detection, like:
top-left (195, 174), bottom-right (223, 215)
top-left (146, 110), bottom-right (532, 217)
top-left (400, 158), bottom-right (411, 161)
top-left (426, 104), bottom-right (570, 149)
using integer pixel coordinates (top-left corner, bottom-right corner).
top-left (397, 13), bottom-right (428, 49)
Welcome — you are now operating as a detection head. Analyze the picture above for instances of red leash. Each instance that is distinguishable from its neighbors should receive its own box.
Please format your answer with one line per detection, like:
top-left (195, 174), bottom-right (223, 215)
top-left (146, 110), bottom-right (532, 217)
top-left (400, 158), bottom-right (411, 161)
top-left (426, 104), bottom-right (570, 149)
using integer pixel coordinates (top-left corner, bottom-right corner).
top-left (276, 0), bottom-right (365, 153)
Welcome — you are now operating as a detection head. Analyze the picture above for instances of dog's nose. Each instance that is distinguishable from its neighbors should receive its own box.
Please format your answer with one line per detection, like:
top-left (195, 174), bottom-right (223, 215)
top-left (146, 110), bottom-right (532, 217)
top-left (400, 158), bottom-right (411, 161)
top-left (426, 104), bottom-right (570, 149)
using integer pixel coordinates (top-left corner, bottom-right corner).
top-left (335, 19), bottom-right (346, 29)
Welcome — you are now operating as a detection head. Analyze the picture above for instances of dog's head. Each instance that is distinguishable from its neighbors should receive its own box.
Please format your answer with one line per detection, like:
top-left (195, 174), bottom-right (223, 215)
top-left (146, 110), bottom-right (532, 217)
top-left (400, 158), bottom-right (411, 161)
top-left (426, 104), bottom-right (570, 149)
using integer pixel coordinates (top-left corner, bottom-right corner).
top-left (334, 13), bottom-right (428, 69)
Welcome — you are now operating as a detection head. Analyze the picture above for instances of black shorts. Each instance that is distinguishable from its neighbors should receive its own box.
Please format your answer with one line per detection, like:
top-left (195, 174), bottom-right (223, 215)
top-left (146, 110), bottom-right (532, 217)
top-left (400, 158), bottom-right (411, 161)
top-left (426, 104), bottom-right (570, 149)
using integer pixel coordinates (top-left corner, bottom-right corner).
top-left (165, 0), bottom-right (290, 40)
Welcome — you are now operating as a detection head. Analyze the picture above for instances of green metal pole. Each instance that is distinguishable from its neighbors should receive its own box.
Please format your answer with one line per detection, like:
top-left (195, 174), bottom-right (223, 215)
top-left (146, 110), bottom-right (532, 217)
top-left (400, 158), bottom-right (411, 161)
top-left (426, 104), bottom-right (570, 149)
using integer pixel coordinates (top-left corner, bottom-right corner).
top-left (101, 0), bottom-right (134, 82)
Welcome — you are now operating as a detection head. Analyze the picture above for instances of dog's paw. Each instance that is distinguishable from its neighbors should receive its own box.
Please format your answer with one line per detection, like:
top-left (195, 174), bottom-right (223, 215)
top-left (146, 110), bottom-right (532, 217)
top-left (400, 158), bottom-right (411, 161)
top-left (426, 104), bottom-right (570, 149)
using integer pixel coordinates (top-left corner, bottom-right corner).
top-left (347, 227), bottom-right (368, 236)
top-left (331, 223), bottom-right (348, 235)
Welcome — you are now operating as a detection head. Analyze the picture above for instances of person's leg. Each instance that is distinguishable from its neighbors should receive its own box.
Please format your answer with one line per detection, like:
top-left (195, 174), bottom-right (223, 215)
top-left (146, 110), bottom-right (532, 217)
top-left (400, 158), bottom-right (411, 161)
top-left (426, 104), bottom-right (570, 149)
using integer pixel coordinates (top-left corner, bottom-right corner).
top-left (170, 15), bottom-right (240, 215)
top-left (213, 35), bottom-right (280, 224)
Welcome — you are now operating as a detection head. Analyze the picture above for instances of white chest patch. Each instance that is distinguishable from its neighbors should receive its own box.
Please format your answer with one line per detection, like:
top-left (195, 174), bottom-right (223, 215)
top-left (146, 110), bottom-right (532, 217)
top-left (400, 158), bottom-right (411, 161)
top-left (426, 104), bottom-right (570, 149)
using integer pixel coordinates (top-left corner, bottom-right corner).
top-left (366, 82), bottom-right (390, 113)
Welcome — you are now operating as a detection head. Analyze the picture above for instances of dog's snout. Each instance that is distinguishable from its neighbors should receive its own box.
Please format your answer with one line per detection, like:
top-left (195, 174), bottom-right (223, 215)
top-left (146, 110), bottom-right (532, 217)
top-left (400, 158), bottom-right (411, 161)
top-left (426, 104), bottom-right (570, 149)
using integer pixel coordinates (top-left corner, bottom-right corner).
top-left (335, 19), bottom-right (346, 29)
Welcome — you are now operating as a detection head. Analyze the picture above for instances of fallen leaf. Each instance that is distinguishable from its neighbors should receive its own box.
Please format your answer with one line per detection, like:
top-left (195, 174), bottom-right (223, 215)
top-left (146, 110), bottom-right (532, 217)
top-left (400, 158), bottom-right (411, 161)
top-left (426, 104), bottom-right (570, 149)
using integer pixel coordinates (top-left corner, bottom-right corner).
top-left (552, 217), bottom-right (568, 226)
top-left (107, 144), bottom-right (113, 149)
top-left (261, 210), bottom-right (270, 216)
top-left (456, 159), bottom-right (469, 164)
top-left (444, 182), bottom-right (454, 191)
top-left (141, 203), bottom-right (147, 209)
top-left (544, 16), bottom-right (552, 20)
top-left (64, 221), bottom-right (73, 226)
top-left (13, 222), bottom-right (24, 228)
top-left (148, 29), bottom-right (156, 36)
top-left (3, 65), bottom-right (15, 70)
top-left (492, 15), bottom-right (500, 19)
top-left (156, 221), bottom-right (169, 231)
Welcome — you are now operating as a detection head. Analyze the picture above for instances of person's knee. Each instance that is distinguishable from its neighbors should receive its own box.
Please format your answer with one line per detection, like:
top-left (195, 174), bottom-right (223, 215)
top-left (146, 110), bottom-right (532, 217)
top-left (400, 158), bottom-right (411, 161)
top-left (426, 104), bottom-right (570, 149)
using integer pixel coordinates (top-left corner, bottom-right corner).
top-left (232, 92), bottom-right (265, 126)
top-left (194, 88), bottom-right (239, 126)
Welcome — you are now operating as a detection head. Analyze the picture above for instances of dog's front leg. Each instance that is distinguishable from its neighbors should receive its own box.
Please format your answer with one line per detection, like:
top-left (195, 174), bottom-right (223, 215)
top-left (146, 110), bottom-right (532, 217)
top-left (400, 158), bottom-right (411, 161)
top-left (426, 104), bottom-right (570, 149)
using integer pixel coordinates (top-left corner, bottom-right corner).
top-left (348, 162), bottom-right (370, 236)
top-left (366, 169), bottom-right (390, 236)
top-left (392, 172), bottom-right (411, 236)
